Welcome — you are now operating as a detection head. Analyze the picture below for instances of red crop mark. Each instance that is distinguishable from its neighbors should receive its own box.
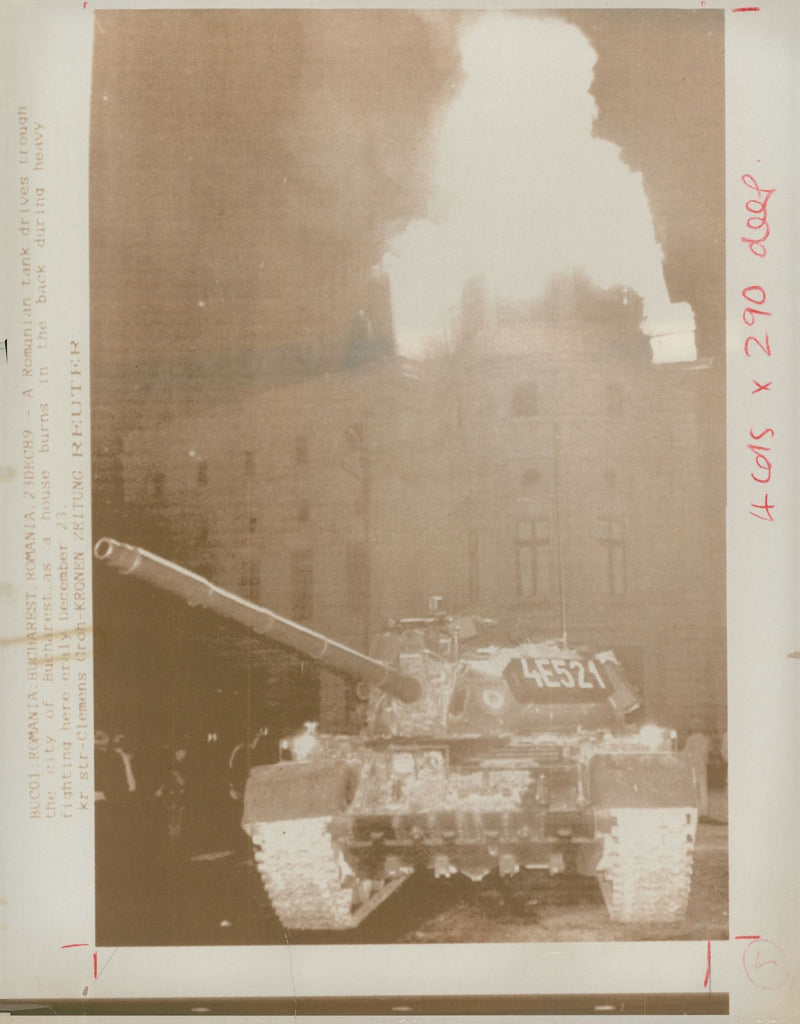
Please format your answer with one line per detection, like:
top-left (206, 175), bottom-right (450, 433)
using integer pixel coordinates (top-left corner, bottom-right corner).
top-left (704, 941), bottom-right (711, 988)
top-left (731, 6), bottom-right (760, 11)
top-left (62, 944), bottom-right (96, 983)
top-left (736, 935), bottom-right (761, 939)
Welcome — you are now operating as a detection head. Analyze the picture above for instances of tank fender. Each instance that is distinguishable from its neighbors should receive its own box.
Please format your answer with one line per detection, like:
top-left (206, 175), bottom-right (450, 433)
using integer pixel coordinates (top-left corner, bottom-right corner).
top-left (242, 760), bottom-right (357, 828)
top-left (589, 752), bottom-right (697, 809)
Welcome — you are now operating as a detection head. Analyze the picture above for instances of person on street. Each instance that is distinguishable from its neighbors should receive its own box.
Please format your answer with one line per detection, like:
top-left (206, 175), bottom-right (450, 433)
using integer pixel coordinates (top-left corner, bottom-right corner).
top-left (228, 724), bottom-right (275, 802)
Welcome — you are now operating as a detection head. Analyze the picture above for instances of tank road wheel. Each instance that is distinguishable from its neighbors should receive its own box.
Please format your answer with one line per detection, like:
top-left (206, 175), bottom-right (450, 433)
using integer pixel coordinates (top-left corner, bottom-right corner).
top-left (597, 807), bottom-right (697, 923)
top-left (249, 817), bottom-right (409, 931)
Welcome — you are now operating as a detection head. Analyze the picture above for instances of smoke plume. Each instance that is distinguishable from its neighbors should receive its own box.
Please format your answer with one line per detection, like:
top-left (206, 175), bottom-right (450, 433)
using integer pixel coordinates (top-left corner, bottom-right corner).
top-left (385, 12), bottom-right (695, 361)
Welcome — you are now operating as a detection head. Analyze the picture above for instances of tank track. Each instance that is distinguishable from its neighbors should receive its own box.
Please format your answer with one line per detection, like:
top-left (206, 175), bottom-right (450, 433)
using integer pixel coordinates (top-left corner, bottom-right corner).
top-left (249, 816), bottom-right (409, 931)
top-left (598, 806), bottom-right (697, 923)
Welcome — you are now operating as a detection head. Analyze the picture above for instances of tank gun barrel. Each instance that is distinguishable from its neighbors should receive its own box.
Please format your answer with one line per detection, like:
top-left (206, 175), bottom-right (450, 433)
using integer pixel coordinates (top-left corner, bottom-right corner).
top-left (94, 538), bottom-right (421, 703)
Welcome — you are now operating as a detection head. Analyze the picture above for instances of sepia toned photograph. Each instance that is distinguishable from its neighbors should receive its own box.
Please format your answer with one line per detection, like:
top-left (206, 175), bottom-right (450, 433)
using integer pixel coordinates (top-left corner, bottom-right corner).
top-left (89, 7), bottom-right (728, 951)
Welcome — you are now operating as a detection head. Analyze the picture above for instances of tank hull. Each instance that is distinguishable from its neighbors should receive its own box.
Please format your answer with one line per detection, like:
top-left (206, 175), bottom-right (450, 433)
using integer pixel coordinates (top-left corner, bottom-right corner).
top-left (243, 739), bottom-right (698, 930)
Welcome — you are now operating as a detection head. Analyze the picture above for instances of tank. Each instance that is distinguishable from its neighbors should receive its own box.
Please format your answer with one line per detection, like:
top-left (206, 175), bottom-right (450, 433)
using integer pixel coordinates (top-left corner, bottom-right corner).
top-left (95, 537), bottom-right (699, 931)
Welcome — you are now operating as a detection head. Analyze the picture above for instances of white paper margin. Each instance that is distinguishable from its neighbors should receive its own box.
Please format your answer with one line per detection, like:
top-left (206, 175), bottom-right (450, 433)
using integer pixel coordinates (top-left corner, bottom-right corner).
top-left (1, 2), bottom-right (797, 1021)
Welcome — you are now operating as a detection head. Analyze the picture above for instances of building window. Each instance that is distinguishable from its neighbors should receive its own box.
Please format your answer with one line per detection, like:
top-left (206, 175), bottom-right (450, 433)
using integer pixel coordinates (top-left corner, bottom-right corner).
top-left (244, 450), bottom-right (255, 476)
top-left (516, 519), bottom-right (550, 599)
top-left (599, 518), bottom-right (625, 596)
top-left (346, 541), bottom-right (368, 612)
top-left (197, 460), bottom-right (208, 487)
top-left (198, 524), bottom-right (209, 545)
top-left (295, 436), bottom-right (308, 466)
top-left (512, 382), bottom-right (537, 417)
top-left (248, 516), bottom-right (257, 535)
top-left (297, 499), bottom-right (310, 524)
top-left (290, 549), bottom-right (313, 621)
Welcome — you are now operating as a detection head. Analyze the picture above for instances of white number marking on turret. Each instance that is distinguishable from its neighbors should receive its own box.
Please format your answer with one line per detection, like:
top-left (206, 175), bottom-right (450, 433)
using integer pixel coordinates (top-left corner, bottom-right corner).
top-left (569, 659), bottom-right (586, 688)
top-left (516, 658), bottom-right (607, 691)
top-left (535, 659), bottom-right (562, 688)
top-left (586, 660), bottom-right (607, 689)
top-left (551, 659), bottom-right (574, 687)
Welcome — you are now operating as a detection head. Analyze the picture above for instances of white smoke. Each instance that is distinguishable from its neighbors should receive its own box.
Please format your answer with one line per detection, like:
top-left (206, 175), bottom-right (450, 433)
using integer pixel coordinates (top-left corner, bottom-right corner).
top-left (385, 13), bottom-right (694, 361)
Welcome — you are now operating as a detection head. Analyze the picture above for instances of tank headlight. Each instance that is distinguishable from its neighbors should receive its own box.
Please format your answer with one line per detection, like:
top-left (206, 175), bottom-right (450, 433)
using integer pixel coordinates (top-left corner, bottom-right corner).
top-left (639, 725), bottom-right (665, 750)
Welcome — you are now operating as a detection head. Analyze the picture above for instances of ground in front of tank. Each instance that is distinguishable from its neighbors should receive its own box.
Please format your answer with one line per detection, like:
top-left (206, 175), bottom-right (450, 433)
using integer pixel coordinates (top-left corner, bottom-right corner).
top-left (97, 798), bottom-right (727, 945)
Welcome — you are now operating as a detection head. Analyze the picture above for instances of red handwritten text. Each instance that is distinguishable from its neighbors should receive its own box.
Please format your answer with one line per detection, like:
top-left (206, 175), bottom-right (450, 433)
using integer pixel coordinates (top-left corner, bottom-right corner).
top-left (741, 938), bottom-right (790, 990)
top-left (741, 284), bottom-right (771, 327)
top-left (749, 422), bottom-right (775, 520)
top-left (750, 494), bottom-right (775, 522)
top-left (748, 427), bottom-right (773, 484)
top-left (741, 175), bottom-right (774, 258)
top-left (744, 333), bottom-right (770, 358)
top-left (741, 280), bottom-right (775, 521)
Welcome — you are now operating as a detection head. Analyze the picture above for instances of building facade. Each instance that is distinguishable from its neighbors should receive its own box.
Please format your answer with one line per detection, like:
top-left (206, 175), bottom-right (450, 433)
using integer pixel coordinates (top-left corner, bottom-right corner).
top-left (119, 289), bottom-right (725, 735)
